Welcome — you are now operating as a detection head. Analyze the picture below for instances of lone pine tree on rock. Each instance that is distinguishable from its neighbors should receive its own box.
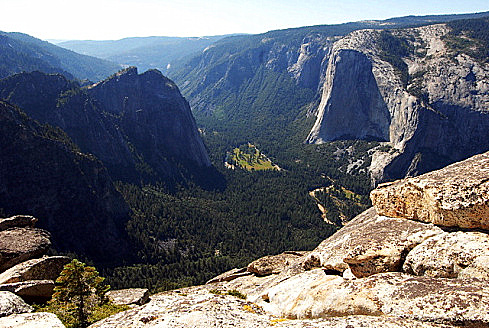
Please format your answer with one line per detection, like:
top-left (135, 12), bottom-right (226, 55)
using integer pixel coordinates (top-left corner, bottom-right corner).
top-left (50, 259), bottom-right (109, 328)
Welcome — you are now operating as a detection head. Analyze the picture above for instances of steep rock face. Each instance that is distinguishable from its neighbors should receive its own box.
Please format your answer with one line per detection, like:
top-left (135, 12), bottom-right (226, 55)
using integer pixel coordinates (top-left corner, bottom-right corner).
top-left (0, 69), bottom-right (211, 183)
top-left (307, 23), bottom-right (489, 183)
top-left (0, 100), bottom-right (131, 264)
top-left (88, 67), bottom-right (211, 175)
top-left (305, 49), bottom-right (391, 143)
top-left (0, 72), bottom-right (135, 178)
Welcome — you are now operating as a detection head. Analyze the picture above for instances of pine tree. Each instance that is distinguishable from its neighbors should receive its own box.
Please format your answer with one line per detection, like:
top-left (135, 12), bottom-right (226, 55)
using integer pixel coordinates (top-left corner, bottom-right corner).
top-left (51, 259), bottom-right (109, 328)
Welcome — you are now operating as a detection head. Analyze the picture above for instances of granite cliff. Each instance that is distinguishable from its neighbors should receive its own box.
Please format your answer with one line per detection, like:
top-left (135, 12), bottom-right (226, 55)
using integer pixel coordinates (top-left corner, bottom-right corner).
top-left (169, 14), bottom-right (489, 184)
top-left (307, 19), bottom-right (489, 183)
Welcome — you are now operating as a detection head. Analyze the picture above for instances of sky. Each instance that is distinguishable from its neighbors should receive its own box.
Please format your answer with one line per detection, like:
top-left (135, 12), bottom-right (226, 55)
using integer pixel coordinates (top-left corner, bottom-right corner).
top-left (2, 0), bottom-right (489, 41)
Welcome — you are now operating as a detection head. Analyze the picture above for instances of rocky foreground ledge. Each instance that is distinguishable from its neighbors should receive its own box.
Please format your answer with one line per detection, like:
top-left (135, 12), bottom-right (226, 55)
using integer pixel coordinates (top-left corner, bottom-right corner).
top-left (91, 151), bottom-right (489, 327)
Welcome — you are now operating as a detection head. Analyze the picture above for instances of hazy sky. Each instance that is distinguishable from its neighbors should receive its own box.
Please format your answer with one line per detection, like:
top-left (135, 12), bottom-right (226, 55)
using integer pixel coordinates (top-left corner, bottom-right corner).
top-left (2, 0), bottom-right (489, 40)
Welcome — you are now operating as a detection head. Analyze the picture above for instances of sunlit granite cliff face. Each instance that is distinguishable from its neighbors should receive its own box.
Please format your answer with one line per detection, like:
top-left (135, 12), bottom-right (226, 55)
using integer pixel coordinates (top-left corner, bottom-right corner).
top-left (306, 23), bottom-right (489, 183)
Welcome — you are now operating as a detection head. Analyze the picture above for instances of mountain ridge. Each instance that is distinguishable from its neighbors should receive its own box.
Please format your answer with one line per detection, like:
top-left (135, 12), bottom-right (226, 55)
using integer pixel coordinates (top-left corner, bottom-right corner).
top-left (0, 31), bottom-right (121, 81)
top-left (0, 67), bottom-right (211, 184)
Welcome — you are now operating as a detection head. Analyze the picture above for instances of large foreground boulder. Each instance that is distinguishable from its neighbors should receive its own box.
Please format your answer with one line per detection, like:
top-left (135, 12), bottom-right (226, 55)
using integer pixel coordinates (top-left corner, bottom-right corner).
top-left (0, 312), bottom-right (65, 327)
top-left (0, 256), bottom-right (70, 285)
top-left (0, 228), bottom-right (51, 271)
top-left (403, 231), bottom-right (489, 279)
top-left (0, 291), bottom-right (32, 318)
top-left (89, 285), bottom-right (452, 328)
top-left (302, 207), bottom-right (442, 277)
top-left (371, 151), bottom-right (489, 230)
top-left (264, 270), bottom-right (489, 325)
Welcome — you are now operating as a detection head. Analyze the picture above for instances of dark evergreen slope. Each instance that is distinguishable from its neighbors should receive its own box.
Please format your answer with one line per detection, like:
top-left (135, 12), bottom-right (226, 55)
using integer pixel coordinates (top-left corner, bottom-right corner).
top-left (0, 31), bottom-right (120, 81)
top-left (0, 100), bottom-right (131, 264)
top-left (0, 69), bottom-right (211, 184)
top-left (59, 35), bottom-right (229, 74)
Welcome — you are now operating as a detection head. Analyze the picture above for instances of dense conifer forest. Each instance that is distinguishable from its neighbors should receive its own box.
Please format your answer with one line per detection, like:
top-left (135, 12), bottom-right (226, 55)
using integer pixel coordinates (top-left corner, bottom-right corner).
top-left (105, 112), bottom-right (376, 290)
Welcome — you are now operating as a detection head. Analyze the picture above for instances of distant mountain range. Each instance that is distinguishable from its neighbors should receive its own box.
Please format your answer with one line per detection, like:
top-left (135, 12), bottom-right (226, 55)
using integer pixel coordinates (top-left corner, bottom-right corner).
top-left (0, 31), bottom-right (121, 81)
top-left (57, 35), bottom-right (233, 74)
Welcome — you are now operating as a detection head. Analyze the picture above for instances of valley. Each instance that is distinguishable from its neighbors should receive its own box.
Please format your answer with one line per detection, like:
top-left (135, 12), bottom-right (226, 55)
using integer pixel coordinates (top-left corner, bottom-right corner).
top-left (0, 7), bottom-right (489, 327)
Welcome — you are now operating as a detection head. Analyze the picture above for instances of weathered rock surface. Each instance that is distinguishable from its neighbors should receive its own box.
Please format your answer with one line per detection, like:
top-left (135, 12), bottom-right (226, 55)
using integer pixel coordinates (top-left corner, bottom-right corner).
top-left (0, 280), bottom-right (55, 304)
top-left (90, 285), bottom-right (451, 328)
top-left (264, 270), bottom-right (489, 325)
top-left (0, 228), bottom-right (51, 272)
top-left (302, 207), bottom-right (442, 277)
top-left (0, 256), bottom-right (70, 285)
top-left (0, 312), bottom-right (65, 327)
top-left (371, 151), bottom-right (489, 229)
top-left (93, 151), bottom-right (489, 327)
top-left (106, 288), bottom-right (150, 306)
top-left (0, 216), bottom-right (37, 231)
top-left (247, 251), bottom-right (307, 276)
top-left (403, 231), bottom-right (489, 278)
top-left (0, 291), bottom-right (32, 318)
top-left (206, 267), bottom-right (251, 284)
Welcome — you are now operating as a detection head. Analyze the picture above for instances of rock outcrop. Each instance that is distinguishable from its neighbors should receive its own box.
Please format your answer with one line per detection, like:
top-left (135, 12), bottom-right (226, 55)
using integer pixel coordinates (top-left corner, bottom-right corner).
top-left (0, 292), bottom-right (32, 318)
top-left (371, 151), bottom-right (489, 229)
top-left (0, 256), bottom-right (70, 285)
top-left (93, 152), bottom-right (489, 327)
top-left (0, 312), bottom-right (65, 328)
top-left (0, 214), bottom-right (68, 309)
top-left (247, 252), bottom-right (307, 276)
top-left (0, 280), bottom-right (55, 304)
top-left (302, 207), bottom-right (442, 277)
top-left (403, 231), bottom-right (489, 278)
top-left (106, 288), bottom-right (150, 306)
top-left (0, 228), bottom-right (51, 272)
top-left (264, 270), bottom-right (489, 325)
top-left (0, 216), bottom-right (37, 231)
